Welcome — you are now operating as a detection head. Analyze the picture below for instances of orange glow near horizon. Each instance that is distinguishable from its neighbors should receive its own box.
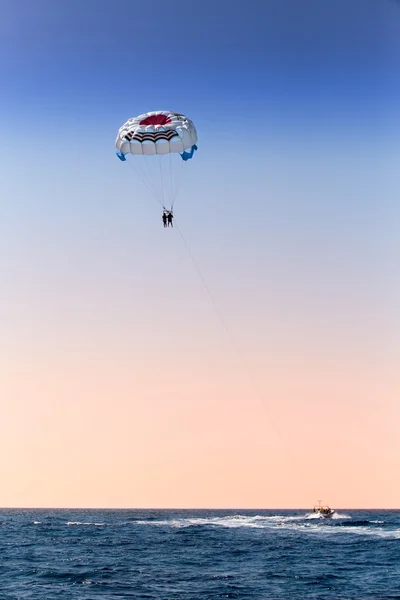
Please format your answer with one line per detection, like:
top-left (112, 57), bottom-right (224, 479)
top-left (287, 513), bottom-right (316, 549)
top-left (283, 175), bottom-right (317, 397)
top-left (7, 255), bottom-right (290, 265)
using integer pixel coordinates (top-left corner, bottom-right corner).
top-left (2, 293), bottom-right (398, 508)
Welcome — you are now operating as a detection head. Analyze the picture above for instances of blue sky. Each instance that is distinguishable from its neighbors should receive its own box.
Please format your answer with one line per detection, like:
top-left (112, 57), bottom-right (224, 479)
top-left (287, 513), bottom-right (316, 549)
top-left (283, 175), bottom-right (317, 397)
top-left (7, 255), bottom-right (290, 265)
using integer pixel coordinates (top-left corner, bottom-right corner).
top-left (2, 0), bottom-right (399, 345)
top-left (2, 0), bottom-right (399, 123)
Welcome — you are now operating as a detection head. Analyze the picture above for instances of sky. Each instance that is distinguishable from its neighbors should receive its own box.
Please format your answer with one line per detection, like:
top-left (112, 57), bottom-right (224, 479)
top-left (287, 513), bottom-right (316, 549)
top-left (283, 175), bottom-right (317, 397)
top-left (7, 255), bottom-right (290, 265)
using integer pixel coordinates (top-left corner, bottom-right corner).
top-left (1, 0), bottom-right (399, 508)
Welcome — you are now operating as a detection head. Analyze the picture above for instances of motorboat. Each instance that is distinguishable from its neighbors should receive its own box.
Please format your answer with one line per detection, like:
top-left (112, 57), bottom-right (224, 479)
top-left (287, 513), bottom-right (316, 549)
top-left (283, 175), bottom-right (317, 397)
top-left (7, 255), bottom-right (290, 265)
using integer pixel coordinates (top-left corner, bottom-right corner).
top-left (312, 501), bottom-right (334, 518)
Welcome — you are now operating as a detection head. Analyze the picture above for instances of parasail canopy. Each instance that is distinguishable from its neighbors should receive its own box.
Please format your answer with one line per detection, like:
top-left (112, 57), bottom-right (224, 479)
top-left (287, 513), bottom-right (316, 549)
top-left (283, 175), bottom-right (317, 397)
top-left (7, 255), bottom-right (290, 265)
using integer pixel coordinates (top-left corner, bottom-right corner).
top-left (115, 110), bottom-right (198, 161)
top-left (115, 110), bottom-right (198, 211)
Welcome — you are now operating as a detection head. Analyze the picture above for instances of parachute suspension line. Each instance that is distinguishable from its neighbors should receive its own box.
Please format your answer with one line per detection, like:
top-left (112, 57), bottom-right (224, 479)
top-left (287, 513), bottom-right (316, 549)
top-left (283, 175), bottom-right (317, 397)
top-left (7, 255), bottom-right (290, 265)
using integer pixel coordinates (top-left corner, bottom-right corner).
top-left (126, 158), bottom-right (164, 209)
top-left (158, 155), bottom-right (166, 209)
top-left (126, 157), bottom-right (158, 200)
top-left (169, 152), bottom-right (173, 209)
top-left (174, 221), bottom-right (288, 449)
top-left (142, 155), bottom-right (161, 202)
top-left (171, 157), bottom-right (184, 210)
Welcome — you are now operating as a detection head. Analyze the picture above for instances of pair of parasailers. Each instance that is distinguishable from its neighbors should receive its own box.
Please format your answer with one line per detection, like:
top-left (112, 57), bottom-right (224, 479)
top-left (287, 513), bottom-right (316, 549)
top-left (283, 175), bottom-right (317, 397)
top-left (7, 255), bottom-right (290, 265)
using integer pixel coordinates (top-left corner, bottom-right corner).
top-left (162, 210), bottom-right (174, 228)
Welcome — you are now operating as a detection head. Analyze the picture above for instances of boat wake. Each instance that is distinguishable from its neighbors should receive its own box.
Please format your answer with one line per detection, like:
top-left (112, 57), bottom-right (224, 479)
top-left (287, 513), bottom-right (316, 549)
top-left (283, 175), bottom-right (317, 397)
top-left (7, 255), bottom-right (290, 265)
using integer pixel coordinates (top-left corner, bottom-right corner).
top-left (132, 513), bottom-right (400, 539)
top-left (305, 511), bottom-right (350, 520)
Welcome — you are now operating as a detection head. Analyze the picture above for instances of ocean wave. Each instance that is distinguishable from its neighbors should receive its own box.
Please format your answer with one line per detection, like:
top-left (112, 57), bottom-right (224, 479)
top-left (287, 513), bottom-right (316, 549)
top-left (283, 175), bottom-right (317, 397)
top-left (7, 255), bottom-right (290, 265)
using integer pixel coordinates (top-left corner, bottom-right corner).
top-left (66, 521), bottom-right (106, 526)
top-left (305, 511), bottom-right (351, 520)
top-left (338, 519), bottom-right (376, 527)
top-left (370, 520), bottom-right (385, 524)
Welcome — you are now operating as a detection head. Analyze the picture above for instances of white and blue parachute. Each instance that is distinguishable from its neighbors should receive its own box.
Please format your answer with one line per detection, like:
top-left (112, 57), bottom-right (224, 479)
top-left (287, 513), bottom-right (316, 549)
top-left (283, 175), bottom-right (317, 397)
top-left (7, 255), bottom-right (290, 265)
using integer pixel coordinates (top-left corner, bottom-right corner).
top-left (115, 110), bottom-right (198, 210)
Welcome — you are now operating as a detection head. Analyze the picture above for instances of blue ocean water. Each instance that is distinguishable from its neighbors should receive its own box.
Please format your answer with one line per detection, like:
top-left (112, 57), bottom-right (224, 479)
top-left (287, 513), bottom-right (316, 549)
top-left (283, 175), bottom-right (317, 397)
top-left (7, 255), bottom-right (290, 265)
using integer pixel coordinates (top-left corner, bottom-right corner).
top-left (0, 509), bottom-right (399, 599)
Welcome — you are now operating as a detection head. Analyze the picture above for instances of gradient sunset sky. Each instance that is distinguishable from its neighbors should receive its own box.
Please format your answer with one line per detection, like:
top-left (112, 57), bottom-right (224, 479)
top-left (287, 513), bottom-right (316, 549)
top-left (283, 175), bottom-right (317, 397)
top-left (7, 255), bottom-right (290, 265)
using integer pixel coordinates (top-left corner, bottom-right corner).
top-left (1, 0), bottom-right (399, 508)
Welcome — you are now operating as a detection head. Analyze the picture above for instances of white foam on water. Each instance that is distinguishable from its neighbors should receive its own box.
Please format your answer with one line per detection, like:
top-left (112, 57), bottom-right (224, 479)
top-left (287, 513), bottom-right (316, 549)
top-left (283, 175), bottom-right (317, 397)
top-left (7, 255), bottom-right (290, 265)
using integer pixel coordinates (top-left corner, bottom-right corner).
top-left (66, 521), bottom-right (105, 526)
top-left (305, 511), bottom-right (350, 520)
top-left (134, 515), bottom-right (280, 529)
top-left (370, 520), bottom-right (385, 524)
top-left (302, 522), bottom-right (400, 540)
top-left (131, 513), bottom-right (400, 538)
top-left (134, 514), bottom-right (318, 530)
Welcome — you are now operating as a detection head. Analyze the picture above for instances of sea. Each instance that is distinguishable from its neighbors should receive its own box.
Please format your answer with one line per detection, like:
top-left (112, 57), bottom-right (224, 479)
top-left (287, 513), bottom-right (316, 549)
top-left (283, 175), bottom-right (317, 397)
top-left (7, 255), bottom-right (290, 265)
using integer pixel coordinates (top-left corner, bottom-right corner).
top-left (0, 509), bottom-right (399, 599)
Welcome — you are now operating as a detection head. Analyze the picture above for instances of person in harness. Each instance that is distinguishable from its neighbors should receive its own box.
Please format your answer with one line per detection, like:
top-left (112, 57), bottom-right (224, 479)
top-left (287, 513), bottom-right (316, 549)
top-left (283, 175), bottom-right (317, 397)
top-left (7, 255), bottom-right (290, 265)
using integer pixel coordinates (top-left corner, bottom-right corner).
top-left (162, 210), bottom-right (174, 227)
